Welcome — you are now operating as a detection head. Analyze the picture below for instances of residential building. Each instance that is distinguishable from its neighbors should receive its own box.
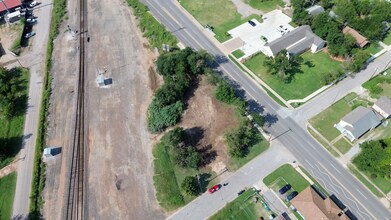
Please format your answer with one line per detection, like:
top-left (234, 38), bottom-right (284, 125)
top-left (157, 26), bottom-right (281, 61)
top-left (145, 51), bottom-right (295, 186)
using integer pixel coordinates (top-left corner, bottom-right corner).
top-left (373, 96), bottom-right (391, 118)
top-left (342, 26), bottom-right (369, 48)
top-left (291, 186), bottom-right (347, 220)
top-left (334, 106), bottom-right (382, 142)
top-left (264, 25), bottom-right (325, 57)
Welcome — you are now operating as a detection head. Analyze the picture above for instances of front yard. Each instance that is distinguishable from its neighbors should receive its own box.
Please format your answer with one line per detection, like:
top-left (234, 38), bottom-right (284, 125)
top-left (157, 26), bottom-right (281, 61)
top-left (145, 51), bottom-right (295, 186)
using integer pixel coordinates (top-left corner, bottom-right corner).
top-left (263, 164), bottom-right (310, 193)
top-left (243, 0), bottom-right (285, 12)
top-left (180, 0), bottom-right (261, 42)
top-left (309, 92), bottom-right (369, 142)
top-left (244, 51), bottom-right (343, 101)
top-left (362, 70), bottom-right (391, 99)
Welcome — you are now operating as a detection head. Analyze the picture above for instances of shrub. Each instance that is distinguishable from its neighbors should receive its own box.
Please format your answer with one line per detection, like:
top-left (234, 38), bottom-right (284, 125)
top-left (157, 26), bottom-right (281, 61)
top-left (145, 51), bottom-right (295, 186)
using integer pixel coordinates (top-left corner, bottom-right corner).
top-left (181, 176), bottom-right (199, 196)
top-left (215, 82), bottom-right (237, 104)
top-left (147, 100), bottom-right (184, 133)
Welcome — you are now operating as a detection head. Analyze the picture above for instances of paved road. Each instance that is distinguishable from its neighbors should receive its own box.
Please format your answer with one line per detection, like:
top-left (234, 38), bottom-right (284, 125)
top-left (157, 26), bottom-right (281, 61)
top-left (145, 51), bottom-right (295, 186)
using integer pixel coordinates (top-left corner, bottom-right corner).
top-left (167, 141), bottom-right (295, 220)
top-left (12, 0), bottom-right (53, 218)
top-left (142, 0), bottom-right (391, 219)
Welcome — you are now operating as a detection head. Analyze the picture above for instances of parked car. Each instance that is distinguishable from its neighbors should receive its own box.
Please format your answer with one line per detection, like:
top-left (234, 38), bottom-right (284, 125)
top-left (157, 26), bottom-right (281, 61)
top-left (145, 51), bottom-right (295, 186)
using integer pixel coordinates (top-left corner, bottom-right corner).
top-left (208, 184), bottom-right (221, 194)
top-left (278, 184), bottom-right (291, 195)
top-left (28, 1), bottom-right (40, 8)
top-left (26, 18), bottom-right (38, 25)
top-left (237, 189), bottom-right (245, 196)
top-left (287, 191), bottom-right (298, 201)
top-left (248, 20), bottom-right (256, 27)
top-left (24, 32), bottom-right (36, 38)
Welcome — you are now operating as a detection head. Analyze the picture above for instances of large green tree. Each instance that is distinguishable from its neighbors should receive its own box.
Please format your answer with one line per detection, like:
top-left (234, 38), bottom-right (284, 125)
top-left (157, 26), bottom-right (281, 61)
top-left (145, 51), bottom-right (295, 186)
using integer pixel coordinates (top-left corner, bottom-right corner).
top-left (263, 50), bottom-right (303, 83)
top-left (181, 176), bottom-right (199, 196)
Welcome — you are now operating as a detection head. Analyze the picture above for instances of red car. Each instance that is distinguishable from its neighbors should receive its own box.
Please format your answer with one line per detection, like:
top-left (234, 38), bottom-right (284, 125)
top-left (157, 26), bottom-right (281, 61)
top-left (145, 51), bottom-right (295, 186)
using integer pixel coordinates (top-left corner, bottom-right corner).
top-left (208, 184), bottom-right (221, 194)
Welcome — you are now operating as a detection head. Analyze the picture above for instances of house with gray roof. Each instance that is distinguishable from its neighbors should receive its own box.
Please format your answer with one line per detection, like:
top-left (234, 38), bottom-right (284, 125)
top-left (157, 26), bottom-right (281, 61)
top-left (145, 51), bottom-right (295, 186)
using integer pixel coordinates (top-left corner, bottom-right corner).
top-left (263, 25), bottom-right (325, 57)
top-left (373, 96), bottom-right (391, 118)
top-left (334, 106), bottom-right (382, 142)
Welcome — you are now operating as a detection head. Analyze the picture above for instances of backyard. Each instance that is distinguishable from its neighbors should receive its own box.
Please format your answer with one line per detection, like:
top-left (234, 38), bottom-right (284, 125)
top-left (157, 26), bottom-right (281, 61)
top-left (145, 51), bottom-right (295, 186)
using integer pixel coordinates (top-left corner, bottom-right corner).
top-left (244, 0), bottom-right (285, 12)
top-left (244, 51), bottom-right (343, 100)
top-left (209, 189), bottom-right (273, 220)
top-left (180, 0), bottom-right (261, 42)
top-left (0, 172), bottom-right (17, 220)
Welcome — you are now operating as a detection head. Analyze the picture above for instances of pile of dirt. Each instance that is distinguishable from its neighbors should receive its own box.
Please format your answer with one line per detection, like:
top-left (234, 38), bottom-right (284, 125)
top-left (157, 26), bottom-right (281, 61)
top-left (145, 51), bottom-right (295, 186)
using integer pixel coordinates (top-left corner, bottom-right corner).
top-left (179, 76), bottom-right (240, 172)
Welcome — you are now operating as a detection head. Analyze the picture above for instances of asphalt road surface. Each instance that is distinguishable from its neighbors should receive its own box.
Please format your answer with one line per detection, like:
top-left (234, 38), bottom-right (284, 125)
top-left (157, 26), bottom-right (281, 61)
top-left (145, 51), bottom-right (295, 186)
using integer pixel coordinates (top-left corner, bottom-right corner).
top-left (12, 0), bottom-right (53, 218)
top-left (142, 0), bottom-right (391, 219)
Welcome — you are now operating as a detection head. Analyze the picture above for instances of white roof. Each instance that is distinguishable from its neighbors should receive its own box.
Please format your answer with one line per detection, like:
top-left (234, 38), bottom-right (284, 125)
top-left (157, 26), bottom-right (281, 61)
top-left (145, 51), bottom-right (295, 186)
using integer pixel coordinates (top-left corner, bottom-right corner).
top-left (6, 10), bottom-right (20, 18)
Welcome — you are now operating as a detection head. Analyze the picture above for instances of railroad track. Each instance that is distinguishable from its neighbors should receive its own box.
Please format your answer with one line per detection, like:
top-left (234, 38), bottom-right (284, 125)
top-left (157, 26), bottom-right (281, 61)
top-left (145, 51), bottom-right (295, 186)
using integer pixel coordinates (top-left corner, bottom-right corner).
top-left (65, 0), bottom-right (88, 218)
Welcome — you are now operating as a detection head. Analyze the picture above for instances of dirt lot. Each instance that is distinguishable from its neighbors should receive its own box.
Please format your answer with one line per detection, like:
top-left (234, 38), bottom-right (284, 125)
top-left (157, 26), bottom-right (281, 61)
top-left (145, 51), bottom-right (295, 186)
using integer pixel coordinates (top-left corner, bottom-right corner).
top-left (179, 77), bottom-right (239, 173)
top-left (43, 0), bottom-right (164, 219)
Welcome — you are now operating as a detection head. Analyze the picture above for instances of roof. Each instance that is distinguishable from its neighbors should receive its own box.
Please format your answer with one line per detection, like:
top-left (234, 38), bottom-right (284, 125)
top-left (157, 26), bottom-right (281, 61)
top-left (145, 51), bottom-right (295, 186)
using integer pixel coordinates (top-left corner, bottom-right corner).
top-left (342, 26), bottom-right (369, 48)
top-left (0, 0), bottom-right (22, 13)
top-left (374, 96), bottom-right (391, 115)
top-left (265, 25), bottom-right (325, 56)
top-left (291, 187), bottom-right (347, 220)
top-left (341, 106), bottom-right (382, 138)
top-left (306, 5), bottom-right (325, 16)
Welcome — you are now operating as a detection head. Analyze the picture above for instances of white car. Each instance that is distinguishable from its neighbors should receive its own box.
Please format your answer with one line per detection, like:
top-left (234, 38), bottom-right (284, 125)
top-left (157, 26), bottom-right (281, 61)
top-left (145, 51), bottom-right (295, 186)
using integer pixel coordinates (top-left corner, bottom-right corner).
top-left (26, 18), bottom-right (38, 24)
top-left (28, 1), bottom-right (39, 8)
top-left (24, 32), bottom-right (36, 38)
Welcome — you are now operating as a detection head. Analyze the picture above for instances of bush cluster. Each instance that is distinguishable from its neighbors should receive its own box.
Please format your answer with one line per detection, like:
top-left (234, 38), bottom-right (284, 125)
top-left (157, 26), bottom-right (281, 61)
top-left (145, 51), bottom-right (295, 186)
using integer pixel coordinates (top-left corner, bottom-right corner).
top-left (148, 48), bottom-right (212, 133)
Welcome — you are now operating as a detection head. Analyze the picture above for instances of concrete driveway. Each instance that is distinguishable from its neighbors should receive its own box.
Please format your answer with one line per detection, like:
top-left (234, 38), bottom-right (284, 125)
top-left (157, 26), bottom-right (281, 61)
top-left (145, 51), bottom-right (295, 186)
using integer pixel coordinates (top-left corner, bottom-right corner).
top-left (224, 9), bottom-right (294, 59)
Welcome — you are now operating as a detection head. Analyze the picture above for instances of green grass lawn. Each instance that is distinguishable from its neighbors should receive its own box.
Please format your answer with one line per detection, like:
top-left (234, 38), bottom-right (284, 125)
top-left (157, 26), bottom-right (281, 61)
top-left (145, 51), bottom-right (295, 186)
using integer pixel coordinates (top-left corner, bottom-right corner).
top-left (227, 134), bottom-right (269, 171)
top-left (370, 175), bottom-right (391, 194)
top-left (364, 43), bottom-right (383, 55)
top-left (307, 128), bottom-right (340, 157)
top-left (309, 93), bottom-right (355, 142)
top-left (209, 190), bottom-right (272, 220)
top-left (232, 49), bottom-right (245, 59)
top-left (383, 31), bottom-right (391, 45)
top-left (333, 138), bottom-right (352, 154)
top-left (243, 0), bottom-right (285, 12)
top-left (0, 67), bottom-right (30, 169)
top-left (244, 51), bottom-right (343, 100)
top-left (0, 172), bottom-right (17, 220)
top-left (362, 71), bottom-right (391, 99)
top-left (180, 0), bottom-right (261, 42)
top-left (348, 165), bottom-right (383, 197)
top-left (263, 164), bottom-right (310, 193)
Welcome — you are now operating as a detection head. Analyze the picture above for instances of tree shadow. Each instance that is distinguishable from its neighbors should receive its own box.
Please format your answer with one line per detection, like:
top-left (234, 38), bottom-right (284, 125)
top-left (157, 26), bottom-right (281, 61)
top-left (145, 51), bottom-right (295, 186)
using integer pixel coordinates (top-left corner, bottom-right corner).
top-left (247, 99), bottom-right (265, 114)
top-left (304, 60), bottom-right (314, 68)
top-left (198, 144), bottom-right (217, 167)
top-left (263, 113), bottom-right (279, 128)
top-left (0, 136), bottom-right (23, 168)
top-left (198, 172), bottom-right (212, 193)
top-left (184, 126), bottom-right (204, 146)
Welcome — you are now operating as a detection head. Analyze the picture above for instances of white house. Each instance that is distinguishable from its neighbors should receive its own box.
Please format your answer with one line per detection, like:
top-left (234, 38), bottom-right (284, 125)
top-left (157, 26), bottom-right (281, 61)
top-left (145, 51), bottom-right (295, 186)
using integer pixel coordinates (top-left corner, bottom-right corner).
top-left (334, 106), bottom-right (382, 142)
top-left (373, 96), bottom-right (391, 118)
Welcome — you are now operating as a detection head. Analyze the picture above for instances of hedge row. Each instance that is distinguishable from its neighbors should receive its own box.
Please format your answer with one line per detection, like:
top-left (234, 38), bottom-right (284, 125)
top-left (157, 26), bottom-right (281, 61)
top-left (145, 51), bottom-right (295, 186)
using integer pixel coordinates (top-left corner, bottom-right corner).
top-left (29, 0), bottom-right (67, 217)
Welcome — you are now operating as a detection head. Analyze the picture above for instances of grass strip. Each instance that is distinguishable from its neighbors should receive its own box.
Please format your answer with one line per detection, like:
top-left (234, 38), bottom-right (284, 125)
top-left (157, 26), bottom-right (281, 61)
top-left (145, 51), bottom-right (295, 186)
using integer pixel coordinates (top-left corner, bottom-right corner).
top-left (347, 164), bottom-right (383, 197)
top-left (29, 0), bottom-right (67, 217)
top-left (0, 172), bottom-right (17, 220)
top-left (232, 49), bottom-right (245, 59)
top-left (126, 0), bottom-right (177, 50)
top-left (307, 127), bottom-right (339, 157)
top-left (263, 164), bottom-right (310, 193)
top-left (153, 143), bottom-right (185, 211)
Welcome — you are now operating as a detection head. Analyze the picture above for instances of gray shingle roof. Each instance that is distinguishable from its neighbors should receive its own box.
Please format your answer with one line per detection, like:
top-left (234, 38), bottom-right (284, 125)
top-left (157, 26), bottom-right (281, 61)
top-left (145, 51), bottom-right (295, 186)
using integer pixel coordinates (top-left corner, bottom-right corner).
top-left (342, 106), bottom-right (382, 138)
top-left (265, 25), bottom-right (325, 56)
top-left (375, 96), bottom-right (391, 115)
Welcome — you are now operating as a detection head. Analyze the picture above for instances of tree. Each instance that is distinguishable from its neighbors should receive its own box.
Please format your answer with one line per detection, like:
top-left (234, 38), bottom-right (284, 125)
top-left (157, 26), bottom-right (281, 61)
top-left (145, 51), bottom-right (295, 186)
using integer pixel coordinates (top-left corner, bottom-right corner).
top-left (263, 50), bottom-right (302, 83)
top-left (161, 127), bottom-right (185, 147)
top-left (347, 49), bottom-right (370, 72)
top-left (181, 176), bottom-right (199, 196)
top-left (353, 140), bottom-right (391, 178)
top-left (0, 67), bottom-right (21, 119)
top-left (215, 82), bottom-right (237, 104)
top-left (225, 121), bottom-right (256, 158)
top-left (251, 113), bottom-right (265, 127)
top-left (186, 146), bottom-right (201, 169)
top-left (147, 100), bottom-right (184, 133)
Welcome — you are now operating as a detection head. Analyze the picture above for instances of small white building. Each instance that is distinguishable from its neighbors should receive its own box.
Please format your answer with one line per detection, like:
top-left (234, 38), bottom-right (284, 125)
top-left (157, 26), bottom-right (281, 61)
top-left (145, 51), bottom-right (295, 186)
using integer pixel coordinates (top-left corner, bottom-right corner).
top-left (373, 96), bottom-right (391, 118)
top-left (306, 5), bottom-right (325, 16)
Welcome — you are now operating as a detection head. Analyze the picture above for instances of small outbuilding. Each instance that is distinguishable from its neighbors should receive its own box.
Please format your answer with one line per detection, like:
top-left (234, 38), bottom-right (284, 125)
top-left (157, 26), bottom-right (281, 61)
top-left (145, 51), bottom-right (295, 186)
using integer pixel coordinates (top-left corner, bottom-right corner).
top-left (373, 96), bottom-right (391, 118)
top-left (334, 106), bottom-right (382, 142)
top-left (306, 5), bottom-right (325, 16)
top-left (342, 26), bottom-right (369, 48)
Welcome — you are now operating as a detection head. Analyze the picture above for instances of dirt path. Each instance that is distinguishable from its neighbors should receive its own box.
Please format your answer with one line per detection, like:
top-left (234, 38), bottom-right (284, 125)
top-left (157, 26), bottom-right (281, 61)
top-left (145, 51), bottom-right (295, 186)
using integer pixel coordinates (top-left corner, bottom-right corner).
top-left (231, 0), bottom-right (263, 17)
top-left (0, 160), bottom-right (18, 178)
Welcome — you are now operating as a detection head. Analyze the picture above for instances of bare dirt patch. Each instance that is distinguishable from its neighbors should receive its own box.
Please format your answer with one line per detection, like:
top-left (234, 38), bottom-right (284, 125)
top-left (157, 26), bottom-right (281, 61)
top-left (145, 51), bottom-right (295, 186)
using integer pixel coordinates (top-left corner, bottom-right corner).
top-left (179, 77), bottom-right (239, 172)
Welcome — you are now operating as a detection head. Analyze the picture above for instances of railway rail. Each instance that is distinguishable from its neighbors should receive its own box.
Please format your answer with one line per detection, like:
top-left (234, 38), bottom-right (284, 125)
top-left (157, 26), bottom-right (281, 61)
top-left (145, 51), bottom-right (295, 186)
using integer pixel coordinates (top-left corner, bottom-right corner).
top-left (65, 0), bottom-right (88, 218)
